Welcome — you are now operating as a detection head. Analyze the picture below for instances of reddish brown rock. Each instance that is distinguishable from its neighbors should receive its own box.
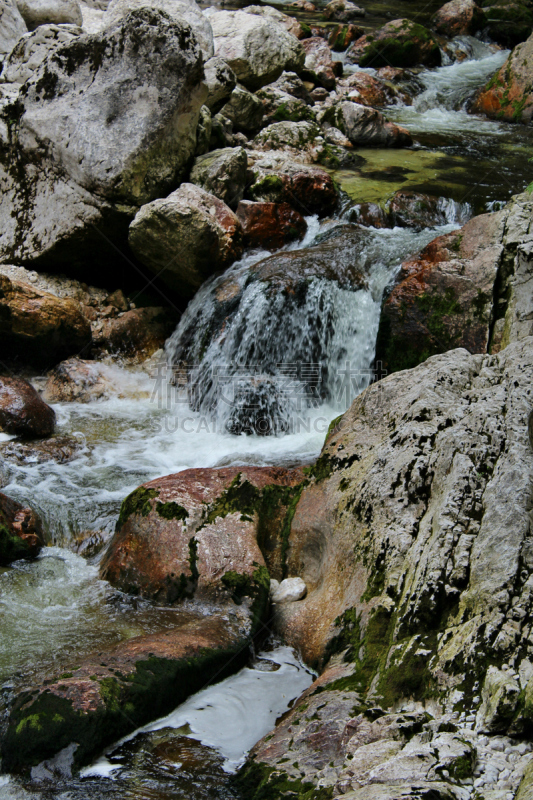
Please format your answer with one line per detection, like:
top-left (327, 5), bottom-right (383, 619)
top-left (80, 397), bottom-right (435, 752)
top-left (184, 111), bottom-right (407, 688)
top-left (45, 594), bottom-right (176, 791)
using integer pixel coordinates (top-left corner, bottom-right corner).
top-left (247, 161), bottom-right (339, 217)
top-left (347, 19), bottom-right (442, 68)
top-left (375, 209), bottom-right (507, 374)
top-left (43, 358), bottom-right (114, 403)
top-left (91, 307), bottom-right (177, 359)
top-left (471, 33), bottom-right (533, 123)
top-left (338, 71), bottom-right (402, 106)
top-left (0, 491), bottom-right (44, 565)
top-left (0, 376), bottom-right (55, 438)
top-left (0, 274), bottom-right (92, 368)
top-left (2, 612), bottom-right (252, 771)
top-left (328, 23), bottom-right (364, 51)
top-left (236, 201), bottom-right (307, 250)
top-left (100, 466), bottom-right (306, 604)
top-left (432, 0), bottom-right (485, 36)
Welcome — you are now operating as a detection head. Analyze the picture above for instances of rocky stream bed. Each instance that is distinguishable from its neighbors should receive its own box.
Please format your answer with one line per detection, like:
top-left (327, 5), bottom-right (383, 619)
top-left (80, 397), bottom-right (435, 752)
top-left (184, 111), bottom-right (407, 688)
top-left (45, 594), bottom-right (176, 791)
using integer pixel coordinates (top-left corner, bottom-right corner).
top-left (2, 0), bottom-right (533, 796)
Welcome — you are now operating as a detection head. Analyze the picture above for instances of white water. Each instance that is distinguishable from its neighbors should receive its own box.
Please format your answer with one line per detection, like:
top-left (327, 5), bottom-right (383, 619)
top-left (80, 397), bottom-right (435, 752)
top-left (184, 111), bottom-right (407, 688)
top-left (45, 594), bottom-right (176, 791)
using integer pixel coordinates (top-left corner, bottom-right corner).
top-left (82, 645), bottom-right (314, 778)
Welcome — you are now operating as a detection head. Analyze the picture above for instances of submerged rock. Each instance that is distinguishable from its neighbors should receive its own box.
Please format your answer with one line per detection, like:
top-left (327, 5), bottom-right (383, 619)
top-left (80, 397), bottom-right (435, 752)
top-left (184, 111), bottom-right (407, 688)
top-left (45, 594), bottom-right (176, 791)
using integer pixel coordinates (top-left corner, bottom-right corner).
top-left (471, 31), bottom-right (533, 123)
top-left (236, 200), bottom-right (307, 250)
top-left (128, 184), bottom-right (243, 297)
top-left (0, 434), bottom-right (82, 463)
top-left (0, 8), bottom-right (207, 270)
top-left (15, 0), bottom-right (82, 30)
top-left (210, 10), bottom-right (305, 91)
top-left (100, 465), bottom-right (305, 604)
top-left (347, 19), bottom-right (442, 68)
top-left (0, 273), bottom-right (92, 367)
top-left (0, 376), bottom-right (55, 438)
top-left (0, 490), bottom-right (44, 564)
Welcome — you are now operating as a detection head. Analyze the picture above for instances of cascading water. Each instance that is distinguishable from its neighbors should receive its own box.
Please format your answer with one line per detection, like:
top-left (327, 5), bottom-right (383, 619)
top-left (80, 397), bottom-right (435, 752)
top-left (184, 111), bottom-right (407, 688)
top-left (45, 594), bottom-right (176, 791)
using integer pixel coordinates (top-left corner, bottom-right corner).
top-left (165, 219), bottom-right (464, 436)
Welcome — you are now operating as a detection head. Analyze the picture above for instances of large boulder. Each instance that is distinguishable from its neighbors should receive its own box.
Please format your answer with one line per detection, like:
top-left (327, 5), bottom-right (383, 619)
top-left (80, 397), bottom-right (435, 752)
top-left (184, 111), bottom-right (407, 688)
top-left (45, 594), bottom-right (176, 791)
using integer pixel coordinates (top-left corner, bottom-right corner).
top-left (471, 32), bottom-right (533, 123)
top-left (375, 208), bottom-right (507, 374)
top-left (0, 490), bottom-right (44, 564)
top-left (15, 0), bottom-right (82, 30)
top-left (0, 8), bottom-right (207, 270)
top-left (347, 19), bottom-right (442, 68)
top-left (100, 466), bottom-right (305, 600)
top-left (210, 10), bottom-right (305, 91)
top-left (432, 0), bottom-right (485, 36)
top-left (0, 22), bottom-right (81, 85)
top-left (0, 376), bottom-right (55, 438)
top-left (103, 0), bottom-right (214, 58)
top-left (128, 184), bottom-right (243, 297)
top-left (244, 4), bottom-right (305, 40)
top-left (320, 100), bottom-right (412, 147)
top-left (0, 0), bottom-right (27, 60)
top-left (0, 273), bottom-right (92, 367)
top-left (249, 120), bottom-right (331, 163)
top-left (190, 146), bottom-right (248, 209)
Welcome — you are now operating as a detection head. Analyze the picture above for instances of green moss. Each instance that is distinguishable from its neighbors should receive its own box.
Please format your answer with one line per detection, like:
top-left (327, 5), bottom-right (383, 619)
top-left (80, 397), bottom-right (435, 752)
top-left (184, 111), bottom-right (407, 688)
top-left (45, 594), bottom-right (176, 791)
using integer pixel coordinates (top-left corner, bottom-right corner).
top-left (233, 761), bottom-right (334, 800)
top-left (117, 487), bottom-right (158, 529)
top-left (222, 565), bottom-right (270, 626)
top-left (415, 287), bottom-right (462, 339)
top-left (0, 522), bottom-right (35, 565)
top-left (304, 452), bottom-right (360, 484)
top-left (201, 474), bottom-right (259, 526)
top-left (358, 27), bottom-right (440, 69)
top-left (156, 501), bottom-right (189, 521)
top-left (472, 289), bottom-right (491, 321)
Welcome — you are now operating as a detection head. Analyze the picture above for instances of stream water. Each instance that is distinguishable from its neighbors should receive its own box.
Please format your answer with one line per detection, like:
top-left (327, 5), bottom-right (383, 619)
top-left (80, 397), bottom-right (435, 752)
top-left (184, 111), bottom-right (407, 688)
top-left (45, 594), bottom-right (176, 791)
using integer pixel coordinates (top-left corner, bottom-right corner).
top-left (2, 13), bottom-right (533, 799)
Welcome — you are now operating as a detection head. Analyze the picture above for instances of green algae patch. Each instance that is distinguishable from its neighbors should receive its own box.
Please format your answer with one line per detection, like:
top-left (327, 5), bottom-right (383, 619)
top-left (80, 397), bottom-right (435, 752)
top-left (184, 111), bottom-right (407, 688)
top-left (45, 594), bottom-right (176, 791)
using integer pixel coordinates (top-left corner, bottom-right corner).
top-left (233, 761), bottom-right (334, 800)
top-left (117, 487), bottom-right (158, 528)
top-left (156, 501), bottom-right (189, 521)
top-left (222, 564), bottom-right (271, 625)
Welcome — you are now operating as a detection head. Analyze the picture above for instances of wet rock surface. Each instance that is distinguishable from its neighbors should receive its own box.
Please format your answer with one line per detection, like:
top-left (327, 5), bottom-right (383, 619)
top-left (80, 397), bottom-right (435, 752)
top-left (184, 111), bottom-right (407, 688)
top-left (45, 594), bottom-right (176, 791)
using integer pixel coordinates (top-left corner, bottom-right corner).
top-left (0, 376), bottom-right (55, 438)
top-left (347, 19), bottom-right (442, 68)
top-left (236, 200), bottom-right (307, 250)
top-left (1, 612), bottom-right (253, 772)
top-left (100, 465), bottom-right (305, 604)
top-left (0, 490), bottom-right (44, 564)
top-left (472, 31), bottom-right (533, 123)
top-left (376, 192), bottom-right (533, 374)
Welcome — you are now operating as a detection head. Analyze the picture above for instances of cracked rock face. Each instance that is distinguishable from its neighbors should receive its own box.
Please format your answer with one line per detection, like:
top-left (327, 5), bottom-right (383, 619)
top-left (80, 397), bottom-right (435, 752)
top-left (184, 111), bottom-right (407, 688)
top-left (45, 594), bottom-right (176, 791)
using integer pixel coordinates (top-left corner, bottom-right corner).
top-left (0, 7), bottom-right (207, 269)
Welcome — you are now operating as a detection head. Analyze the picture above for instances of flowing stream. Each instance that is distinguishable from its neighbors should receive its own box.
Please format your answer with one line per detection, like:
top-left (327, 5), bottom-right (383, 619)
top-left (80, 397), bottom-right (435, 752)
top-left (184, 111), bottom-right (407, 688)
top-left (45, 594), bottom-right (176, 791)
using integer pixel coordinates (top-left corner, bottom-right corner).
top-left (2, 19), bottom-right (533, 800)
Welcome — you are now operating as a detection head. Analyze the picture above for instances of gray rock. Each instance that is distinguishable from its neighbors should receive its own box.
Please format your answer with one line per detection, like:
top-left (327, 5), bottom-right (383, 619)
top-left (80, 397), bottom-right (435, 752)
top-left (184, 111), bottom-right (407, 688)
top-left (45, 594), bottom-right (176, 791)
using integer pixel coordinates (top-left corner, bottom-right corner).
top-left (128, 183), bottom-right (243, 296)
top-left (204, 55), bottom-right (236, 112)
top-left (320, 99), bottom-right (412, 147)
top-left (210, 9), bottom-right (305, 91)
top-left (250, 120), bottom-right (323, 161)
top-left (477, 667), bottom-right (521, 733)
top-left (256, 84), bottom-right (316, 126)
top-left (0, 0), bottom-right (27, 59)
top-left (189, 146), bottom-right (247, 209)
top-left (323, 0), bottom-right (365, 21)
top-left (302, 36), bottom-right (337, 90)
top-left (16, 0), bottom-right (82, 30)
top-left (220, 84), bottom-right (264, 135)
top-left (0, 8), bottom-right (207, 268)
top-left (103, 0), bottom-right (214, 58)
top-left (194, 104), bottom-right (212, 156)
top-left (244, 4), bottom-right (304, 39)
top-left (269, 70), bottom-right (313, 104)
top-left (0, 22), bottom-right (81, 84)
